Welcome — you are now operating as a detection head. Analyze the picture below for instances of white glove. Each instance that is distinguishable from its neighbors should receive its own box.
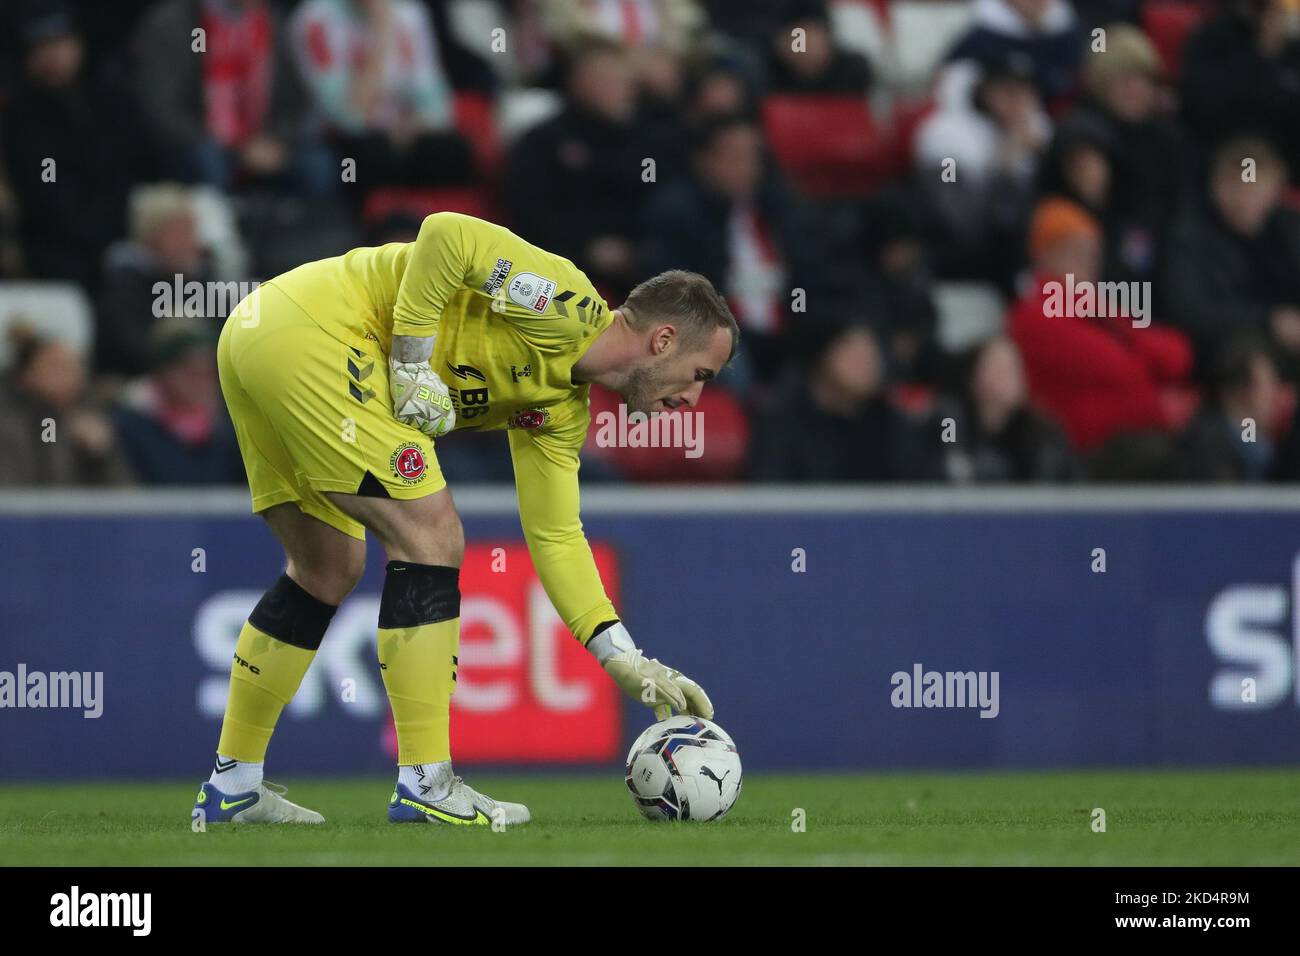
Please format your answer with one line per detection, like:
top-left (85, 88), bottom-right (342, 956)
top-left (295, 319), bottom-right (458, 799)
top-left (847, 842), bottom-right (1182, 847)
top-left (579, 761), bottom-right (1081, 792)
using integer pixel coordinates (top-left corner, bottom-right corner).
top-left (587, 622), bottom-right (714, 721)
top-left (389, 358), bottom-right (455, 438)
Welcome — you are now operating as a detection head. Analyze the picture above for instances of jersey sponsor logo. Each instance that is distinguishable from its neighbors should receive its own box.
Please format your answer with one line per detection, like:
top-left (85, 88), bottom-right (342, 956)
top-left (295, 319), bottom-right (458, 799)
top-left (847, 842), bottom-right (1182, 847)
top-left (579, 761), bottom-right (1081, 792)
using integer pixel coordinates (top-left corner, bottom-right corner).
top-left (482, 257), bottom-right (513, 296)
top-left (445, 362), bottom-right (491, 421)
top-left (508, 408), bottom-right (550, 430)
top-left (390, 442), bottom-right (428, 483)
top-left (445, 361), bottom-right (487, 382)
top-left (507, 272), bottom-right (557, 313)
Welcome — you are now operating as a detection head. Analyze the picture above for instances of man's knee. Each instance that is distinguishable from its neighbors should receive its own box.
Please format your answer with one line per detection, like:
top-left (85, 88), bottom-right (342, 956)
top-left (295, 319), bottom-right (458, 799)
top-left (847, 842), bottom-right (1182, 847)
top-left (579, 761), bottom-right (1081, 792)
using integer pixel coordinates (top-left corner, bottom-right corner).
top-left (287, 545), bottom-right (365, 605)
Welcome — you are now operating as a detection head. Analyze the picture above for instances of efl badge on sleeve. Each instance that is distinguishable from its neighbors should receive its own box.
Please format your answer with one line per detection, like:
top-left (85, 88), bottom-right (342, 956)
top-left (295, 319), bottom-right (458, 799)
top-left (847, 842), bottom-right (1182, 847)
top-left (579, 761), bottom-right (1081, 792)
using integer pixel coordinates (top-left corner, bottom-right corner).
top-left (507, 273), bottom-right (557, 313)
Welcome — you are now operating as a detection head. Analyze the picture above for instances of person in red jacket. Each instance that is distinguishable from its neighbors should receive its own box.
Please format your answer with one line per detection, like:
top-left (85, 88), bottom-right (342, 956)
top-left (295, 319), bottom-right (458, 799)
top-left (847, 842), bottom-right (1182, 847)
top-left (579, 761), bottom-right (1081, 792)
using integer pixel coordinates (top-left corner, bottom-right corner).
top-left (1008, 197), bottom-right (1192, 453)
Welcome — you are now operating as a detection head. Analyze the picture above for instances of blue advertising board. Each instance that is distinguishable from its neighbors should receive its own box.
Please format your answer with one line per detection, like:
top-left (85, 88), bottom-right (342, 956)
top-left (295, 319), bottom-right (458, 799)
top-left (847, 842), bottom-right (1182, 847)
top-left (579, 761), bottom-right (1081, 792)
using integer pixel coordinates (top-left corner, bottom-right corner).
top-left (1, 489), bottom-right (1299, 780)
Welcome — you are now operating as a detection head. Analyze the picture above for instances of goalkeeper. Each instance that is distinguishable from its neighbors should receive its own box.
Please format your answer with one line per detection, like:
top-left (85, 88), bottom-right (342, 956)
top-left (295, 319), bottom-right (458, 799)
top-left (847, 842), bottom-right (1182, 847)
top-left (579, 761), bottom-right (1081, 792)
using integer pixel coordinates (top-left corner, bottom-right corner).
top-left (194, 213), bottom-right (738, 826)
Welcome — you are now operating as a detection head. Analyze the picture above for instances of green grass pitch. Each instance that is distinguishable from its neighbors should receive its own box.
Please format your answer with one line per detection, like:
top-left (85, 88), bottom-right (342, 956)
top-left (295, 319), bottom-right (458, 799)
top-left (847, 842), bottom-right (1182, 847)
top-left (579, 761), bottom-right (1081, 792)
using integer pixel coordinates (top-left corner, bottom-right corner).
top-left (2, 768), bottom-right (1297, 866)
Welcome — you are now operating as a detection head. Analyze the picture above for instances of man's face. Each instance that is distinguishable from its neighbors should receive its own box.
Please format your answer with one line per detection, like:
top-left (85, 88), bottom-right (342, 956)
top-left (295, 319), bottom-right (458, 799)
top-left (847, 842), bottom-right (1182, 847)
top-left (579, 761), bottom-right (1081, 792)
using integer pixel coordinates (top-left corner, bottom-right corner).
top-left (1213, 164), bottom-right (1284, 237)
top-left (25, 34), bottom-right (83, 89)
top-left (569, 50), bottom-right (636, 124)
top-left (1103, 71), bottom-right (1157, 122)
top-left (982, 78), bottom-right (1038, 128)
top-left (820, 328), bottom-right (881, 402)
top-left (618, 325), bottom-right (733, 414)
top-left (696, 125), bottom-right (763, 203)
top-left (1037, 233), bottom-right (1102, 284)
top-left (19, 340), bottom-right (85, 410)
top-left (149, 212), bottom-right (201, 273)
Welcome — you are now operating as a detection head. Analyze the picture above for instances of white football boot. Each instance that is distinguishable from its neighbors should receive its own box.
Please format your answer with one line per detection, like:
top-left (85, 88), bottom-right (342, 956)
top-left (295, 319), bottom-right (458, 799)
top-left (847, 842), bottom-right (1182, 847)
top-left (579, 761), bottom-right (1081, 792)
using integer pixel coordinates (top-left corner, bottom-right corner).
top-left (194, 781), bottom-right (325, 824)
top-left (388, 776), bottom-right (530, 826)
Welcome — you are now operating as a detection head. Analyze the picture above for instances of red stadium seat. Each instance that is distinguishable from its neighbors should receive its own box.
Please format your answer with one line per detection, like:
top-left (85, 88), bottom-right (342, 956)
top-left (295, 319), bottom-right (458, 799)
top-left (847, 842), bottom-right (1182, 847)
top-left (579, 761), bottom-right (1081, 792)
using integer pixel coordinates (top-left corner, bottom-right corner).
top-left (1160, 383), bottom-right (1201, 432)
top-left (761, 94), bottom-right (887, 199)
top-left (883, 94), bottom-right (936, 176)
top-left (361, 186), bottom-right (495, 229)
top-left (453, 91), bottom-right (503, 177)
top-left (1141, 0), bottom-right (1212, 81)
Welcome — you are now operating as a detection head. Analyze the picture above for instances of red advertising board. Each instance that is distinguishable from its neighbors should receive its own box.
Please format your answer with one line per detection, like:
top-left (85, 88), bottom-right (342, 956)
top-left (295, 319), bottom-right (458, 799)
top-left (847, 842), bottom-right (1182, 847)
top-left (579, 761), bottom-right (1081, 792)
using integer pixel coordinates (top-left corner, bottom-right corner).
top-left (382, 541), bottom-right (622, 763)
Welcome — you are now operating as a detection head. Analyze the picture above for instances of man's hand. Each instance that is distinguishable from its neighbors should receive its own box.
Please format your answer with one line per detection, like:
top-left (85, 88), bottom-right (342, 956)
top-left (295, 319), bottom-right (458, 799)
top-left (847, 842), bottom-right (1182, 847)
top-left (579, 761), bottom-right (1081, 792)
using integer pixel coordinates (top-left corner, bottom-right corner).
top-left (390, 356), bottom-right (456, 438)
top-left (587, 622), bottom-right (714, 720)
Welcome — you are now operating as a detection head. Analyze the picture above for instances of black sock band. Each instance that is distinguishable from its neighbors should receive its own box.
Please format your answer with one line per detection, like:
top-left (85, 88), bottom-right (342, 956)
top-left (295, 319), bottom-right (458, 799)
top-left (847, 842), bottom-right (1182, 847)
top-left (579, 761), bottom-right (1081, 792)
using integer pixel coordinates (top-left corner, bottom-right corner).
top-left (380, 562), bottom-right (460, 629)
top-left (248, 574), bottom-right (338, 651)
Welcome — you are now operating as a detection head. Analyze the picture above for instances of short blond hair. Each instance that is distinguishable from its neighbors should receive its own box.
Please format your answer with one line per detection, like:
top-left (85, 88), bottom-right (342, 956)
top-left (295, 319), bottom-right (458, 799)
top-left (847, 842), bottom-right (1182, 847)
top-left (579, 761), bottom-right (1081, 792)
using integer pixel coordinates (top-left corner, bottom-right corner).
top-left (128, 183), bottom-right (195, 243)
top-left (621, 270), bottom-right (739, 361)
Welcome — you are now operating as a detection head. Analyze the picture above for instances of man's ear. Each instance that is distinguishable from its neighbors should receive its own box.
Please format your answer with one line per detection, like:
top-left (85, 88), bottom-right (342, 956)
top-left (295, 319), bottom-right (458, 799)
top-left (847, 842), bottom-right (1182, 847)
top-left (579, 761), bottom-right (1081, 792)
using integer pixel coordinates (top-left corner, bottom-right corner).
top-left (652, 324), bottom-right (676, 356)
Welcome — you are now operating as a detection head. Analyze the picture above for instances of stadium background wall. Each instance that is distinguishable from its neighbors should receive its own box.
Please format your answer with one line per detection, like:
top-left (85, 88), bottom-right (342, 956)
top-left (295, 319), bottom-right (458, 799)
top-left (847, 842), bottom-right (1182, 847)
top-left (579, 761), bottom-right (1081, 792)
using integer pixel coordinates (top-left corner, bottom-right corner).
top-left (2, 488), bottom-right (1299, 780)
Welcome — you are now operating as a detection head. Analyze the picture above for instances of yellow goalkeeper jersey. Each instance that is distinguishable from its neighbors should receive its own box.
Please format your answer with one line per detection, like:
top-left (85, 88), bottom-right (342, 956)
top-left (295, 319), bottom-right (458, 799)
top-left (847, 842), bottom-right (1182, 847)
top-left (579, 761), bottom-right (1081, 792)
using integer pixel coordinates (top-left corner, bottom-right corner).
top-left (264, 212), bottom-right (618, 642)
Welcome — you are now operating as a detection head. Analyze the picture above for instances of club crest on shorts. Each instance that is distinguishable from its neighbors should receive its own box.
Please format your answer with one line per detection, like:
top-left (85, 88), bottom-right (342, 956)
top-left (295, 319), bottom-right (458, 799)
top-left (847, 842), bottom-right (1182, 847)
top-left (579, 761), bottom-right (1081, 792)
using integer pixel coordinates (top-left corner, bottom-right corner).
top-left (390, 442), bottom-right (428, 483)
top-left (508, 408), bottom-right (549, 430)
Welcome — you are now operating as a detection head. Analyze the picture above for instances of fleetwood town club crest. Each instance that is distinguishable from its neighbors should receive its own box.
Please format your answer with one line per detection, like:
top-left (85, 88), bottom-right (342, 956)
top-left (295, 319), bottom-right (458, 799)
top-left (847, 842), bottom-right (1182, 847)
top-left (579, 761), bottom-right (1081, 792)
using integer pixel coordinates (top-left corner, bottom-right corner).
top-left (508, 408), bottom-right (550, 430)
top-left (390, 442), bottom-right (428, 483)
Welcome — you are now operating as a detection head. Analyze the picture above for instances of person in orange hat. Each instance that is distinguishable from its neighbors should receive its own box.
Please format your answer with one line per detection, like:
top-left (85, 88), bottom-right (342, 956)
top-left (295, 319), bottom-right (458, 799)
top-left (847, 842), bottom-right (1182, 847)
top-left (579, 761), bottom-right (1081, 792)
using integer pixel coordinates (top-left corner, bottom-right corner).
top-left (1007, 198), bottom-right (1193, 455)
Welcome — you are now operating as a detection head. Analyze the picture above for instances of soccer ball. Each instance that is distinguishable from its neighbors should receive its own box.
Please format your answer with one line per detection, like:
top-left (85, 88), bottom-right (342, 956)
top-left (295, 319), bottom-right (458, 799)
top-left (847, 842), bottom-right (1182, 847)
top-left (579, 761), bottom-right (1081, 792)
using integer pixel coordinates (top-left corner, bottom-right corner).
top-left (624, 716), bottom-right (742, 821)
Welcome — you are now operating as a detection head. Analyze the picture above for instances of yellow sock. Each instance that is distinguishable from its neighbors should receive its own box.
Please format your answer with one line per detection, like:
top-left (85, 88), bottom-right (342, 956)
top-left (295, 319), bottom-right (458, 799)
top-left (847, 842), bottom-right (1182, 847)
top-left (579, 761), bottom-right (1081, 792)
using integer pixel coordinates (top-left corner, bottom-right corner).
top-left (215, 574), bottom-right (335, 763)
top-left (216, 622), bottom-right (317, 762)
top-left (379, 617), bottom-right (459, 765)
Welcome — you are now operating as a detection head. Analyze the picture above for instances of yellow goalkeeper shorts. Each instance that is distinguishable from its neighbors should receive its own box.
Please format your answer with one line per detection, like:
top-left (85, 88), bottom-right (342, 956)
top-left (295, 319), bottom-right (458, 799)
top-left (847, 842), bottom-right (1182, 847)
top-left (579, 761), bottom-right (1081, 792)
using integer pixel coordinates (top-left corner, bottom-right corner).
top-left (216, 281), bottom-right (446, 540)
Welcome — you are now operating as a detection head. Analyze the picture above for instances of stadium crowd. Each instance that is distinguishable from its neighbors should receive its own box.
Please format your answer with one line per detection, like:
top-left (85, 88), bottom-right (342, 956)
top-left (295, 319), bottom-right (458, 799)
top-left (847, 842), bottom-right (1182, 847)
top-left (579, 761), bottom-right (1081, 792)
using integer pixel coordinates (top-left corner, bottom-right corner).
top-left (1, 0), bottom-right (1299, 485)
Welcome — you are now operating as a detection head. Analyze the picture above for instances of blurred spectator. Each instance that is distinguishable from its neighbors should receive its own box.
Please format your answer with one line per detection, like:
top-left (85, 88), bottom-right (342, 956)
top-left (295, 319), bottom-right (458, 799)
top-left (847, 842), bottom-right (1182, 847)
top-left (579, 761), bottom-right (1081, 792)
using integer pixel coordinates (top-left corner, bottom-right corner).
top-left (917, 51), bottom-right (1051, 290)
top-left (97, 184), bottom-right (211, 377)
top-left (110, 319), bottom-right (243, 484)
top-left (1181, 0), bottom-right (1300, 183)
top-left (857, 188), bottom-right (939, 383)
top-left (539, 0), bottom-right (706, 56)
top-left (641, 113), bottom-right (819, 382)
top-left (1086, 429), bottom-right (1185, 481)
top-left (0, 163), bottom-right (21, 278)
top-left (749, 322), bottom-right (920, 481)
top-left (506, 40), bottom-right (650, 294)
top-left (764, 0), bottom-right (872, 94)
top-left (1038, 112), bottom-right (1114, 221)
top-left (0, 323), bottom-right (134, 485)
top-left (1, 1), bottom-right (149, 290)
top-left (684, 57), bottom-right (760, 122)
top-left (1008, 197), bottom-right (1192, 453)
top-left (1181, 334), bottom-right (1286, 482)
top-left (917, 336), bottom-right (1080, 482)
top-left (1162, 136), bottom-right (1300, 379)
top-left (944, 0), bottom-right (1086, 107)
top-left (1050, 24), bottom-right (1184, 287)
top-left (289, 0), bottom-right (472, 189)
top-left (133, 0), bottom-right (332, 195)
top-left (698, 0), bottom-right (800, 57)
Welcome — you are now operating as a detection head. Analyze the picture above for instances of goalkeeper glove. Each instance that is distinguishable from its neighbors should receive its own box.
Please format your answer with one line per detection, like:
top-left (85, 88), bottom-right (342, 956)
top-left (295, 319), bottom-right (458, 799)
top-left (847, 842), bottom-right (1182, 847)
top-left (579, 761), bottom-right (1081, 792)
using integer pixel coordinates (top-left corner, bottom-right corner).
top-left (390, 357), bottom-right (455, 438)
top-left (586, 622), bottom-right (713, 721)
